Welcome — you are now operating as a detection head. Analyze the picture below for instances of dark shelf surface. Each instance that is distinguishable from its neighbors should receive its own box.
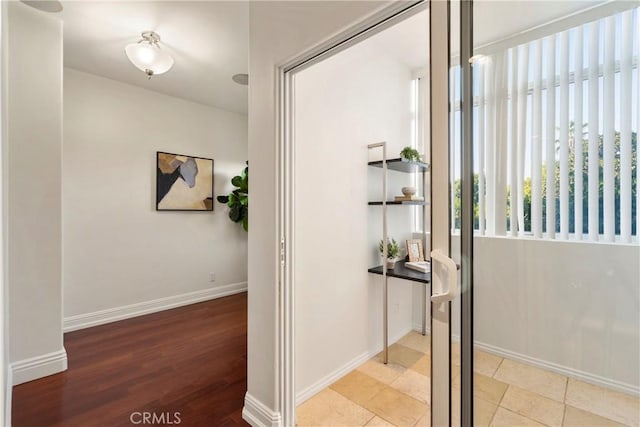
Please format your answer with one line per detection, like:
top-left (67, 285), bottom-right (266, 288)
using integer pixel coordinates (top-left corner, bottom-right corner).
top-left (368, 201), bottom-right (428, 206)
top-left (368, 259), bottom-right (430, 284)
top-left (368, 158), bottom-right (430, 173)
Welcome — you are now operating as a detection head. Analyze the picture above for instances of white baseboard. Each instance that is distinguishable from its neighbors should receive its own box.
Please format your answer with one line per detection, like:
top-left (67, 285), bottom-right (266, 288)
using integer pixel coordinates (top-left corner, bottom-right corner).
top-left (11, 349), bottom-right (67, 386)
top-left (63, 282), bottom-right (247, 332)
top-left (296, 351), bottom-right (370, 405)
top-left (242, 393), bottom-right (282, 427)
top-left (409, 326), bottom-right (638, 396)
top-left (295, 325), bottom-right (418, 406)
top-left (475, 341), bottom-right (640, 397)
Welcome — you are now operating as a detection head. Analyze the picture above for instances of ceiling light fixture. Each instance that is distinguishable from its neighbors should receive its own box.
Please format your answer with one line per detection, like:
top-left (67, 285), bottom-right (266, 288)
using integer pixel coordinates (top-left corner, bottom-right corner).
top-left (125, 31), bottom-right (174, 79)
top-left (232, 73), bottom-right (249, 86)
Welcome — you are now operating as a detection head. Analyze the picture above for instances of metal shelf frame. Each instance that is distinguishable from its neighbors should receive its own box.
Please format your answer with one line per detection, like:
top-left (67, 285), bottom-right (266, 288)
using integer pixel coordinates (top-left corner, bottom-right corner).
top-left (367, 143), bottom-right (429, 364)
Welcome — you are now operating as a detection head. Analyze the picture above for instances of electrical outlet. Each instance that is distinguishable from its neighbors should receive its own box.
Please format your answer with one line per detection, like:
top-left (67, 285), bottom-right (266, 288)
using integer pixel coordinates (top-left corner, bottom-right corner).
top-left (209, 272), bottom-right (216, 282)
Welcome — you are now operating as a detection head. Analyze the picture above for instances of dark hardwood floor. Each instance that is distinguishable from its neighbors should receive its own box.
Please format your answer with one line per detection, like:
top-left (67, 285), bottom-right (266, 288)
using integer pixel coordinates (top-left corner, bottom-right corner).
top-left (12, 292), bottom-right (249, 427)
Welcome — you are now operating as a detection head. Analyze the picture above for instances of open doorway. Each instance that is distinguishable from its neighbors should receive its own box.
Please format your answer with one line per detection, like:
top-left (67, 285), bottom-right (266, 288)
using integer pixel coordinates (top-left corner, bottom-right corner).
top-left (289, 6), bottom-right (432, 426)
top-left (281, 0), bottom-right (640, 425)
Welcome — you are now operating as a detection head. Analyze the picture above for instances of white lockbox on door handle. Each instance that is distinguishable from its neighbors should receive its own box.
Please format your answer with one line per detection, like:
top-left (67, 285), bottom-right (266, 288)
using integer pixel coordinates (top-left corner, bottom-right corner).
top-left (430, 249), bottom-right (458, 303)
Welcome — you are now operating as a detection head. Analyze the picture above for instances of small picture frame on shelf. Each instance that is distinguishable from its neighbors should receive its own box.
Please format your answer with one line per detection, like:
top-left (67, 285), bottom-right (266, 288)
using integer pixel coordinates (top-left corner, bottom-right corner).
top-left (406, 239), bottom-right (424, 262)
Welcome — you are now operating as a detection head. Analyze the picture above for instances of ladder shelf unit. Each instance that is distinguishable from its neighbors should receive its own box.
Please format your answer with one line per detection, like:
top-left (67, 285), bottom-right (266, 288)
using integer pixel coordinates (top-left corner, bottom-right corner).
top-left (367, 143), bottom-right (430, 364)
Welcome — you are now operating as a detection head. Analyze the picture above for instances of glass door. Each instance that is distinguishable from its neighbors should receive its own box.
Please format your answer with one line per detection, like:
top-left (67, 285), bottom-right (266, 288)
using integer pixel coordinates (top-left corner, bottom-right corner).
top-left (448, 1), bottom-right (470, 426)
top-left (433, 0), bottom-right (640, 425)
top-left (428, 0), bottom-right (467, 425)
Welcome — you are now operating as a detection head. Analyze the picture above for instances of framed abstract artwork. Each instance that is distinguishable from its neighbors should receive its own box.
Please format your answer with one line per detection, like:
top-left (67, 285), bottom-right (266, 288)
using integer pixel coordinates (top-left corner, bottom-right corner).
top-left (156, 151), bottom-right (214, 211)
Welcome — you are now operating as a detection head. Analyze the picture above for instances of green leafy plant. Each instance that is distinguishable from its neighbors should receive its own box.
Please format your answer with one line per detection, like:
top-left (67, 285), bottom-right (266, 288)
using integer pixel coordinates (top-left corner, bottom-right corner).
top-left (217, 162), bottom-right (248, 231)
top-left (400, 146), bottom-right (421, 162)
top-left (378, 238), bottom-right (400, 259)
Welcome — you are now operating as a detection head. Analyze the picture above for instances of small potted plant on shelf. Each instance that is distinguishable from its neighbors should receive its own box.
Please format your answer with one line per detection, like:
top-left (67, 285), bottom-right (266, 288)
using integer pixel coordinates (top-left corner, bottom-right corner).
top-left (400, 146), bottom-right (421, 162)
top-left (379, 238), bottom-right (400, 269)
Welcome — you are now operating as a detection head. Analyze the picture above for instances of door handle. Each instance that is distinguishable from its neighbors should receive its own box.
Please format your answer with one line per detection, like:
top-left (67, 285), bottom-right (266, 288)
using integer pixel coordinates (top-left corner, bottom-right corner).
top-left (430, 249), bottom-right (458, 303)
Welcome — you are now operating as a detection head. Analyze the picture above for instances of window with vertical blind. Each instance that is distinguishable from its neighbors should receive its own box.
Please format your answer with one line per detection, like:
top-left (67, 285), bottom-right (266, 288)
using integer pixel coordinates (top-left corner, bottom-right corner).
top-left (452, 6), bottom-right (639, 243)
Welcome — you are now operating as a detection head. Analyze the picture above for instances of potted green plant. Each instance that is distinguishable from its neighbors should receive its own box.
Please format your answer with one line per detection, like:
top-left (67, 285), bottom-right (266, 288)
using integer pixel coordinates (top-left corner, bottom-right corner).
top-left (400, 146), bottom-right (421, 162)
top-left (379, 238), bottom-right (400, 268)
top-left (216, 162), bottom-right (248, 231)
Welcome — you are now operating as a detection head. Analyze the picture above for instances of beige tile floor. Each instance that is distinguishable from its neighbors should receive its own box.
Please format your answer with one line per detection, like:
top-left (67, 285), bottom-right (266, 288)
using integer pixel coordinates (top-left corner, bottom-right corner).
top-left (296, 331), bottom-right (640, 427)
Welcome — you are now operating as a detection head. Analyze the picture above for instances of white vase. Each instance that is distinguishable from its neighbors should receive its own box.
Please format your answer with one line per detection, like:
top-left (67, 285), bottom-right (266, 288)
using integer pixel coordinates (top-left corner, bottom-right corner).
top-left (401, 186), bottom-right (416, 196)
top-left (385, 258), bottom-right (396, 269)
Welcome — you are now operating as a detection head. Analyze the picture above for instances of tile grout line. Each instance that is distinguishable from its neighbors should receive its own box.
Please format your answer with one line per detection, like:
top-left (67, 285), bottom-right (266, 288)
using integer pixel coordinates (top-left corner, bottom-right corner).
top-left (492, 357), bottom-right (506, 379)
top-left (316, 376), bottom-right (384, 426)
top-left (497, 384), bottom-right (510, 409)
top-left (487, 401), bottom-right (500, 426)
top-left (488, 355), bottom-right (504, 378)
top-left (367, 384), bottom-right (420, 427)
top-left (561, 376), bottom-right (569, 426)
top-left (361, 412), bottom-right (376, 426)
top-left (337, 368), bottom-right (421, 425)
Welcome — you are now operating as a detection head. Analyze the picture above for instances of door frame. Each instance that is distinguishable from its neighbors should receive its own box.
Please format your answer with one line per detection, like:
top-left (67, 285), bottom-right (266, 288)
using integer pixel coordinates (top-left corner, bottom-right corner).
top-left (275, 1), bottom-right (452, 425)
top-left (458, 1), bottom-right (474, 425)
top-left (428, 1), bottom-right (452, 425)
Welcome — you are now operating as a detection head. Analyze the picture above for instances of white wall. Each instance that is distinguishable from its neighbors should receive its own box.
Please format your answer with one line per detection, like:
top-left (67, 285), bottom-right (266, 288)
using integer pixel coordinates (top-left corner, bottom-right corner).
top-left (472, 237), bottom-right (640, 394)
top-left (6, 2), bottom-right (65, 382)
top-left (63, 68), bottom-right (248, 322)
top-left (441, 234), bottom-right (640, 394)
top-left (247, 1), bottom-right (393, 415)
top-left (294, 37), bottom-right (418, 398)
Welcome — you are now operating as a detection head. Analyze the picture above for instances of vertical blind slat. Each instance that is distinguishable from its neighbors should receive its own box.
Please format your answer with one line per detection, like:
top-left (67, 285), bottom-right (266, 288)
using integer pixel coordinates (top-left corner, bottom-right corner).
top-left (532, 39), bottom-right (543, 238)
top-left (603, 17), bottom-right (615, 242)
top-left (546, 35), bottom-right (556, 239)
top-left (588, 21), bottom-right (600, 242)
top-left (450, 68), bottom-right (456, 233)
top-left (494, 52), bottom-right (509, 236)
top-left (559, 31), bottom-right (570, 239)
top-left (486, 57), bottom-right (496, 236)
top-left (619, 10), bottom-right (632, 243)
top-left (517, 44), bottom-right (529, 235)
top-left (574, 27), bottom-right (584, 240)
top-left (509, 48), bottom-right (519, 236)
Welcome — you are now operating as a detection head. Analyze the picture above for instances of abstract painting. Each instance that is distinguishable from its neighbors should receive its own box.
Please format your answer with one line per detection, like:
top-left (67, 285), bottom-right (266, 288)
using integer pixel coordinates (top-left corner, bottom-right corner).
top-left (156, 152), bottom-right (214, 211)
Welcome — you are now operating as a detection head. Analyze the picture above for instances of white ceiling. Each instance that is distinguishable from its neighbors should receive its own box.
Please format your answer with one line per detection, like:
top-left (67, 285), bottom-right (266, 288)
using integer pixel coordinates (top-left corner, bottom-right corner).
top-left (59, 0), bottom-right (613, 114)
top-left (60, 1), bottom-right (248, 114)
top-left (370, 1), bottom-right (612, 71)
top-left (473, 0), bottom-right (611, 47)
top-left (371, 10), bottom-right (429, 70)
